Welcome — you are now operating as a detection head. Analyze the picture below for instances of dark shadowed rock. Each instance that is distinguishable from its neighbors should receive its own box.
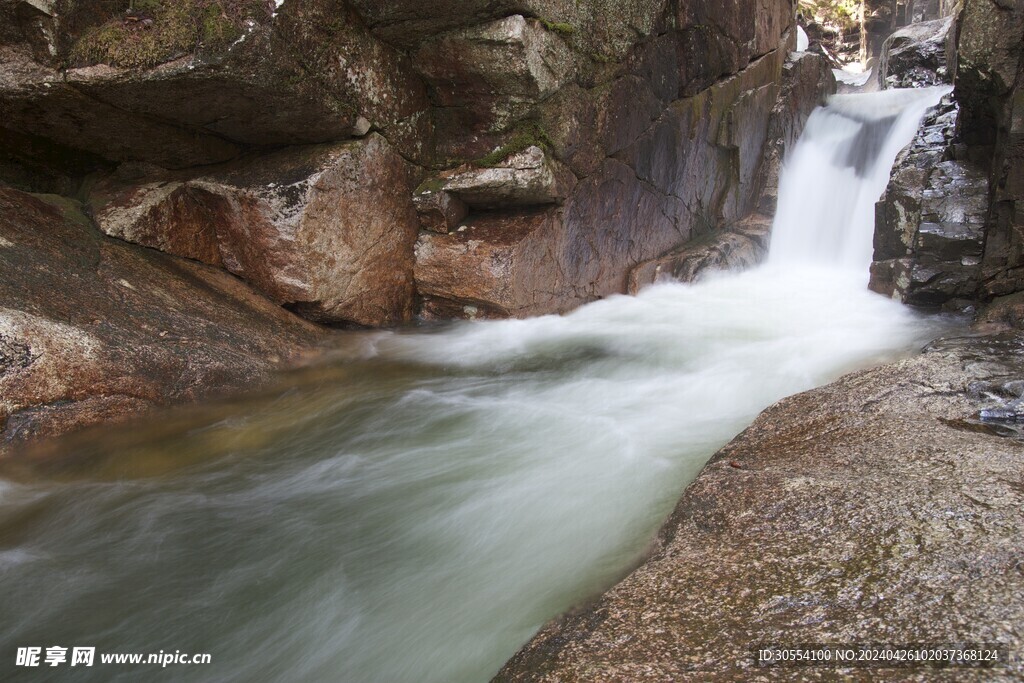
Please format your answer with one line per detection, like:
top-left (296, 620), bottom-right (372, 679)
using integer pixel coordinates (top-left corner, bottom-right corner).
top-left (89, 134), bottom-right (421, 327)
top-left (871, 97), bottom-right (990, 309)
top-left (496, 331), bottom-right (1024, 681)
top-left (0, 0), bottom-right (432, 168)
top-left (0, 187), bottom-right (325, 452)
top-left (873, 1), bottom-right (1024, 310)
top-left (955, 0), bottom-right (1024, 149)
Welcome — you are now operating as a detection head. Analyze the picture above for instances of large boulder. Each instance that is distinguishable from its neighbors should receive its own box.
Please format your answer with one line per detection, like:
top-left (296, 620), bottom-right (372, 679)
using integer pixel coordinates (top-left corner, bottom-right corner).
top-left (415, 15), bottom-right (579, 162)
top-left (89, 134), bottom-right (421, 327)
top-left (879, 16), bottom-right (954, 89)
top-left (497, 331), bottom-right (1024, 680)
top-left (0, 187), bottom-right (324, 451)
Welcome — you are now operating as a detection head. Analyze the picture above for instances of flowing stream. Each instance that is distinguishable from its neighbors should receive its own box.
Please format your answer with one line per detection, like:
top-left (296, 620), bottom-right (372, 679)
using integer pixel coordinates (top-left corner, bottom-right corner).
top-left (1, 86), bottom-right (952, 682)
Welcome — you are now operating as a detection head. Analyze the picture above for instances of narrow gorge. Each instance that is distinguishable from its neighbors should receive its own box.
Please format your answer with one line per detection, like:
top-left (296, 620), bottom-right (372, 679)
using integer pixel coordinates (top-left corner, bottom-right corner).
top-left (1, 0), bottom-right (1022, 680)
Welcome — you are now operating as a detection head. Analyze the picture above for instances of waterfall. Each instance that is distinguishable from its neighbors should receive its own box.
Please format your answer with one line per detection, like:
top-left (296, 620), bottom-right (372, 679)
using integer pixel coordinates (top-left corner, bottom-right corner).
top-left (770, 85), bottom-right (951, 271)
top-left (0, 90), bottom-right (953, 682)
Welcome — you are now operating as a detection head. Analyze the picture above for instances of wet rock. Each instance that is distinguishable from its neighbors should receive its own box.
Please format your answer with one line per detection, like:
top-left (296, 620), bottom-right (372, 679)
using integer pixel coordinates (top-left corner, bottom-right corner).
top-left (497, 331), bottom-right (1024, 681)
top-left (627, 213), bottom-right (772, 293)
top-left (871, 97), bottom-right (990, 308)
top-left (0, 187), bottom-right (324, 451)
top-left (880, 16), bottom-right (954, 89)
top-left (90, 134), bottom-right (420, 327)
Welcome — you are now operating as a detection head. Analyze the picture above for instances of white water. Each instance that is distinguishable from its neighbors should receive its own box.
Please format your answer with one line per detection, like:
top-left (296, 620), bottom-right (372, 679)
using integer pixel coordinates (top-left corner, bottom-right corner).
top-left (0, 89), bottom-right (952, 683)
top-left (797, 25), bottom-right (810, 52)
top-left (771, 85), bottom-right (951, 271)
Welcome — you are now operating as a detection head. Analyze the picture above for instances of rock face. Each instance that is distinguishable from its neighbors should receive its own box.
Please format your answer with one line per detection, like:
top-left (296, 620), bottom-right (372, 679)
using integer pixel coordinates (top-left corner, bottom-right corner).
top-left (959, 1), bottom-right (1024, 299)
top-left (415, 48), bottom-right (836, 318)
top-left (870, 97), bottom-right (990, 308)
top-left (0, 0), bottom-right (432, 168)
top-left (1, 0), bottom-right (839, 329)
top-left (879, 16), bottom-right (954, 89)
top-left (0, 187), bottom-right (324, 451)
top-left (872, 0), bottom-right (1024, 310)
top-left (0, 0), bottom-right (845, 444)
top-left (496, 330), bottom-right (1024, 681)
top-left (89, 135), bottom-right (421, 327)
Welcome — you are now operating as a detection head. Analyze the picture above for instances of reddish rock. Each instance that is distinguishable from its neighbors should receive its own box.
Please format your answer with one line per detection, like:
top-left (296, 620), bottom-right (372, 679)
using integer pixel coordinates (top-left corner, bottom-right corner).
top-left (90, 134), bottom-right (421, 328)
top-left (415, 15), bottom-right (578, 162)
top-left (414, 209), bottom-right (565, 319)
top-left (0, 187), bottom-right (324, 452)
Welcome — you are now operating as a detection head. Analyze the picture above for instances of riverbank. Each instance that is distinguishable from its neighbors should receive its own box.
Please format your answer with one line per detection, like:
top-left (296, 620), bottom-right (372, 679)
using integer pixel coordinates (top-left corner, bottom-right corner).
top-left (496, 324), bottom-right (1024, 681)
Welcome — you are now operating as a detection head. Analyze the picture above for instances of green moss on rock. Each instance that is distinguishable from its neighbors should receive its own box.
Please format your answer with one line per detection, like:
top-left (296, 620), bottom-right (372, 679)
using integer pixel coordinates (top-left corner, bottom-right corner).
top-left (474, 122), bottom-right (555, 168)
top-left (539, 19), bottom-right (576, 36)
top-left (70, 0), bottom-right (269, 69)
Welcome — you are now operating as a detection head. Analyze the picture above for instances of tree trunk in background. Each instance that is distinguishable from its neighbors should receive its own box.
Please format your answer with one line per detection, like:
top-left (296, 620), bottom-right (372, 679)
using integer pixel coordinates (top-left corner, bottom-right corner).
top-left (862, 0), bottom-right (896, 63)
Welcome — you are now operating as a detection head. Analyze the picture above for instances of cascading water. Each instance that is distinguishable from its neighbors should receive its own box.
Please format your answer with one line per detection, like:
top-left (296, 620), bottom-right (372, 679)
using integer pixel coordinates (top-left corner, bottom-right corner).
top-left (771, 85), bottom-right (952, 271)
top-left (0, 87), bottom-right (953, 683)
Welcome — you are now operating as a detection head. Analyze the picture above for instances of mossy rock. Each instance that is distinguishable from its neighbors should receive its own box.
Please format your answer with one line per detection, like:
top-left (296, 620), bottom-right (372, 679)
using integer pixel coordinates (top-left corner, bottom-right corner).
top-left (69, 0), bottom-right (270, 69)
top-left (474, 122), bottom-right (555, 167)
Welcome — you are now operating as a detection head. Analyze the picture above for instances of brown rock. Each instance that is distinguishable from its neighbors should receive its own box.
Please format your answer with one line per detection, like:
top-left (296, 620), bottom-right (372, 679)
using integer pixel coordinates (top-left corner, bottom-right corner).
top-left (415, 209), bottom-right (566, 319)
top-left (497, 332), bottom-right (1024, 681)
top-left (90, 134), bottom-right (421, 328)
top-left (415, 15), bottom-right (578, 162)
top-left (0, 187), bottom-right (324, 452)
